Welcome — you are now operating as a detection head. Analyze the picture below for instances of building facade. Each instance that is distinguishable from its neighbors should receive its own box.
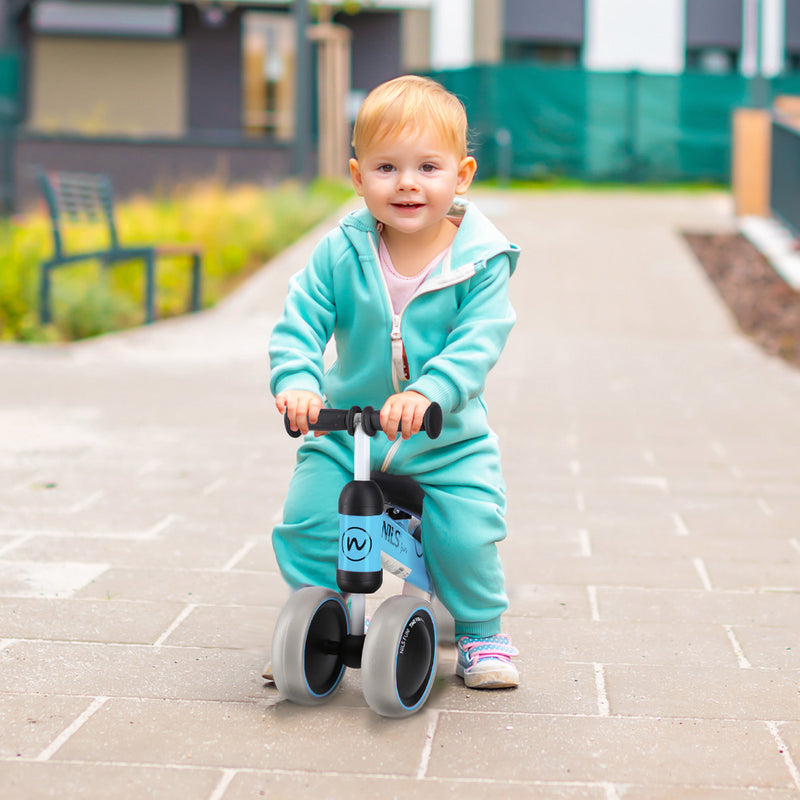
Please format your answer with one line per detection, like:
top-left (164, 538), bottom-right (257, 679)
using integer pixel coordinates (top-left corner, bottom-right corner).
top-left (3, 0), bottom-right (800, 208)
top-left (503, 0), bottom-right (800, 77)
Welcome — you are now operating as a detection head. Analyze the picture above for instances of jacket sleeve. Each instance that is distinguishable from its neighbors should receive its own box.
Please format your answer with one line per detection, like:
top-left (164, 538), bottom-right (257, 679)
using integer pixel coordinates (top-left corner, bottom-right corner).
top-left (407, 252), bottom-right (516, 413)
top-left (269, 234), bottom-right (339, 399)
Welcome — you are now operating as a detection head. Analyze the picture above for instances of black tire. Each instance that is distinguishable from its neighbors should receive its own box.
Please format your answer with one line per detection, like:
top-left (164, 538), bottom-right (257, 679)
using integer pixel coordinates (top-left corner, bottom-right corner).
top-left (271, 587), bottom-right (349, 705)
top-left (361, 596), bottom-right (438, 718)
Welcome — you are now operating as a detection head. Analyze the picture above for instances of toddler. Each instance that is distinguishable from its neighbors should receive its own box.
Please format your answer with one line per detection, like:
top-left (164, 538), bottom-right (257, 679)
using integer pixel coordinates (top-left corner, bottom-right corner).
top-left (269, 75), bottom-right (520, 689)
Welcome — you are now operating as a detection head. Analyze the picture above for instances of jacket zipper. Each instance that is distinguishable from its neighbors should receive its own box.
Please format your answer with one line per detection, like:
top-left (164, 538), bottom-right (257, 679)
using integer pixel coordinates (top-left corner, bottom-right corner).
top-left (368, 235), bottom-right (478, 394)
top-left (368, 234), bottom-right (481, 474)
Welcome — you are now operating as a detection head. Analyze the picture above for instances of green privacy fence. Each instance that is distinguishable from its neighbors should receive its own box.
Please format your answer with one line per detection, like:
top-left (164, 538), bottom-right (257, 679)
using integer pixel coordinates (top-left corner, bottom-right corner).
top-left (0, 50), bottom-right (20, 213)
top-left (427, 64), bottom-right (800, 184)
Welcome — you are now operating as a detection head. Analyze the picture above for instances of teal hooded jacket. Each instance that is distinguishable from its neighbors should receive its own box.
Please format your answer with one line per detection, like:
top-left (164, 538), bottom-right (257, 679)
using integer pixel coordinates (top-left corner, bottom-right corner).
top-left (269, 199), bottom-right (519, 461)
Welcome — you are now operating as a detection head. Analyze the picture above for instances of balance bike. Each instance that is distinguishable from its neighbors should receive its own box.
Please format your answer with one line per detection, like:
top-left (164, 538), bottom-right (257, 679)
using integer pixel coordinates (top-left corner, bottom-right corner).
top-left (270, 403), bottom-right (443, 718)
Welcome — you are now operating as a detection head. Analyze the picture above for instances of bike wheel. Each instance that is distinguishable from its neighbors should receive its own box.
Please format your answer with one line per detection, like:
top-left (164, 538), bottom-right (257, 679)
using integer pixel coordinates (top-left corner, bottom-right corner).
top-left (361, 595), bottom-right (438, 718)
top-left (271, 587), bottom-right (349, 706)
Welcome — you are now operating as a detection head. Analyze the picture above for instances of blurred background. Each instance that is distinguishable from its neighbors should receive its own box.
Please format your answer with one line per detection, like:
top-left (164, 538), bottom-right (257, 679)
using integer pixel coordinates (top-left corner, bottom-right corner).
top-left (0, 0), bottom-right (799, 211)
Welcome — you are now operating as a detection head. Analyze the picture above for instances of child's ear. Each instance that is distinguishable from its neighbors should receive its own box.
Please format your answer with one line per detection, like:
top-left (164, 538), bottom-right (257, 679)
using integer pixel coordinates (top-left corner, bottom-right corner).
top-left (455, 156), bottom-right (477, 195)
top-left (349, 158), bottom-right (364, 196)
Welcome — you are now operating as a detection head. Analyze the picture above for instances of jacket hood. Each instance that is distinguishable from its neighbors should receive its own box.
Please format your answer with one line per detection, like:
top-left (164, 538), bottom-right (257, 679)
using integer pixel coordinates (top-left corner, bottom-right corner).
top-left (339, 198), bottom-right (519, 276)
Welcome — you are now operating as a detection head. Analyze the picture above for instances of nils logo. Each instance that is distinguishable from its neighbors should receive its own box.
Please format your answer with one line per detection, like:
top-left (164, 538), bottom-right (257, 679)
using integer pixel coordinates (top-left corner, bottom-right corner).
top-left (341, 526), bottom-right (372, 563)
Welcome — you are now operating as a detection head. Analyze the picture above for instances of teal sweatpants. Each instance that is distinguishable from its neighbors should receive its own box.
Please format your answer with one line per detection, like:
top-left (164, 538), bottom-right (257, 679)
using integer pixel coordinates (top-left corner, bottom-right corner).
top-left (272, 430), bottom-right (509, 639)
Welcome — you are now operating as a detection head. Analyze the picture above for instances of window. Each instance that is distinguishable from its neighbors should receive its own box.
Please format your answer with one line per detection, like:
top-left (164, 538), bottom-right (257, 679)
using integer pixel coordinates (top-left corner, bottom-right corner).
top-left (242, 12), bottom-right (295, 140)
top-left (503, 0), bottom-right (583, 66)
top-left (29, 36), bottom-right (185, 136)
top-left (504, 41), bottom-right (580, 65)
top-left (685, 0), bottom-right (742, 73)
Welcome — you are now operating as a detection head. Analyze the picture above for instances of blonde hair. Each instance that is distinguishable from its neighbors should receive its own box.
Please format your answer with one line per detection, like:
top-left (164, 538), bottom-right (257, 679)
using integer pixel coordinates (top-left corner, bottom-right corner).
top-left (351, 75), bottom-right (469, 159)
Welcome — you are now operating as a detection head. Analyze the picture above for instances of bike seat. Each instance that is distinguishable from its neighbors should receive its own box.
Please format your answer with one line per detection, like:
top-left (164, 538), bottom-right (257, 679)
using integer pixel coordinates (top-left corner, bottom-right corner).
top-left (370, 471), bottom-right (424, 518)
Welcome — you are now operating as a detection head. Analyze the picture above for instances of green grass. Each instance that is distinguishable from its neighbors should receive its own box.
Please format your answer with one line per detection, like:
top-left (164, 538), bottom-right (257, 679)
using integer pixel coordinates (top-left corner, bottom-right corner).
top-left (0, 178), bottom-right (353, 342)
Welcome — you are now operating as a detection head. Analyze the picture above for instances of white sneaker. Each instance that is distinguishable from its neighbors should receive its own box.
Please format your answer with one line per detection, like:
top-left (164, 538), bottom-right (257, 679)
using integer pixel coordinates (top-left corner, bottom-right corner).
top-left (455, 634), bottom-right (519, 689)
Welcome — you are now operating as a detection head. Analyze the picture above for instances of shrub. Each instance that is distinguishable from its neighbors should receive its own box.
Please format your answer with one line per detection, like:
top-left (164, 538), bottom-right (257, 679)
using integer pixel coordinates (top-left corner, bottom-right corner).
top-left (0, 178), bottom-right (352, 341)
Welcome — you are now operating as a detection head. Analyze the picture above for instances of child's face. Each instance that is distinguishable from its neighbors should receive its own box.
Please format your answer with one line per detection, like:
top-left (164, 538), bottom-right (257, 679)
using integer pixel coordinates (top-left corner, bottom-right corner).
top-left (349, 127), bottom-right (476, 241)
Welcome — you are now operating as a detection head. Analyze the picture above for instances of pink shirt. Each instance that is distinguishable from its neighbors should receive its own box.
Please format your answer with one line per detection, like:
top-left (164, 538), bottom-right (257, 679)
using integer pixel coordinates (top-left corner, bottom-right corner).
top-left (379, 237), bottom-right (450, 313)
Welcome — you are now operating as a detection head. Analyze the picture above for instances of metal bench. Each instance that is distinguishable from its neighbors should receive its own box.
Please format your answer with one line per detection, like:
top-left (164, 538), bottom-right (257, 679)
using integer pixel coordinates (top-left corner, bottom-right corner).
top-left (38, 171), bottom-right (202, 325)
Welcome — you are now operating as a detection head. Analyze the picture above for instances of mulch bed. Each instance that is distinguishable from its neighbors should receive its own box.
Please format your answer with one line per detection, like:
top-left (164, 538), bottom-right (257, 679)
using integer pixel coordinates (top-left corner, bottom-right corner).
top-left (683, 232), bottom-right (800, 369)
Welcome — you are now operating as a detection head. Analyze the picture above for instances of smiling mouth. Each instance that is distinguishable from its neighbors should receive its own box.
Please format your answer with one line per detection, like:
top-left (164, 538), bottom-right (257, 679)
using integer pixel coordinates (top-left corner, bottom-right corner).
top-left (392, 202), bottom-right (424, 209)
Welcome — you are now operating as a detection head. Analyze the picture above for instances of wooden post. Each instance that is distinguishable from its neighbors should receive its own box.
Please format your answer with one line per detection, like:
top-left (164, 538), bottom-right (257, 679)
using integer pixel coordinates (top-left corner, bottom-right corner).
top-left (731, 108), bottom-right (771, 217)
top-left (774, 95), bottom-right (800, 126)
top-left (308, 23), bottom-right (352, 179)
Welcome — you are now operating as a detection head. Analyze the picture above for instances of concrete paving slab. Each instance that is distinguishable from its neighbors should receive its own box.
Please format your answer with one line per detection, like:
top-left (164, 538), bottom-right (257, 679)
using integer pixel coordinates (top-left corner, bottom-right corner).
top-left (604, 663), bottom-right (800, 720)
top-left (73, 565), bottom-right (286, 606)
top-left (433, 657), bottom-right (598, 716)
top-left (621, 788), bottom-right (798, 800)
top-left (0, 597), bottom-right (186, 643)
top-left (0, 694), bottom-right (93, 759)
top-left (0, 641), bottom-right (266, 701)
top-left (2, 189), bottom-right (800, 797)
top-left (4, 530), bottom-right (271, 572)
top-left (501, 553), bottom-right (707, 589)
top-left (701, 559), bottom-right (800, 592)
top-left (56, 697), bottom-right (432, 774)
top-left (226, 771), bottom-right (610, 799)
top-left (730, 626), bottom-right (800, 670)
top-left (588, 528), bottom-right (798, 561)
top-left (427, 714), bottom-right (793, 786)
top-left (503, 616), bottom-right (741, 668)
top-left (161, 604), bottom-right (278, 650)
top-left (595, 586), bottom-right (800, 627)
top-left (506, 582), bottom-right (595, 619)
top-left (0, 762), bottom-right (222, 800)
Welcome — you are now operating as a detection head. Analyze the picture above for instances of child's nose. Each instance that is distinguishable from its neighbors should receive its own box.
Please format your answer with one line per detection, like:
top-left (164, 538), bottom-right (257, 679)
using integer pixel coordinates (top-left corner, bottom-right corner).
top-left (397, 169), bottom-right (419, 190)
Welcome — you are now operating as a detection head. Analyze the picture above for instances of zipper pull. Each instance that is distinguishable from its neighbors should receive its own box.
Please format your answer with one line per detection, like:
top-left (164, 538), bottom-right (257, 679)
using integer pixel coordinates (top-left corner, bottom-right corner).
top-left (390, 314), bottom-right (402, 341)
top-left (390, 315), bottom-right (410, 382)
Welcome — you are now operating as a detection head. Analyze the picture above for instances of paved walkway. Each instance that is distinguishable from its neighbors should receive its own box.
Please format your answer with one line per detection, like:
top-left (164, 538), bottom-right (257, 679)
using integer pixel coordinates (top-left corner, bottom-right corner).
top-left (1, 190), bottom-right (800, 799)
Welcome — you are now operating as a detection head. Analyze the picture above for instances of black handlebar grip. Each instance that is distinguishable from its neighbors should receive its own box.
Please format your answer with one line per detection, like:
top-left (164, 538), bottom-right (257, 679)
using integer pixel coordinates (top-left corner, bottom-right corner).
top-left (362, 403), bottom-right (442, 439)
top-left (283, 403), bottom-right (443, 439)
top-left (310, 408), bottom-right (350, 431)
top-left (423, 402), bottom-right (443, 439)
top-left (284, 407), bottom-right (352, 438)
top-left (283, 412), bottom-right (303, 438)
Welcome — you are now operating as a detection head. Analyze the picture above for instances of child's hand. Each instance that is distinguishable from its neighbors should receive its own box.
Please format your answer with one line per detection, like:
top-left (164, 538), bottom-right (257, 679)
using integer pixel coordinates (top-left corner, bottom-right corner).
top-left (275, 390), bottom-right (324, 436)
top-left (380, 391), bottom-right (432, 441)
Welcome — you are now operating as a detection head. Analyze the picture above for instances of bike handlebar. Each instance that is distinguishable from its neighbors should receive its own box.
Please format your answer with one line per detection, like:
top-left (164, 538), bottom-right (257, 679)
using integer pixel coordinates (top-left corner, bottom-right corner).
top-left (284, 403), bottom-right (442, 440)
